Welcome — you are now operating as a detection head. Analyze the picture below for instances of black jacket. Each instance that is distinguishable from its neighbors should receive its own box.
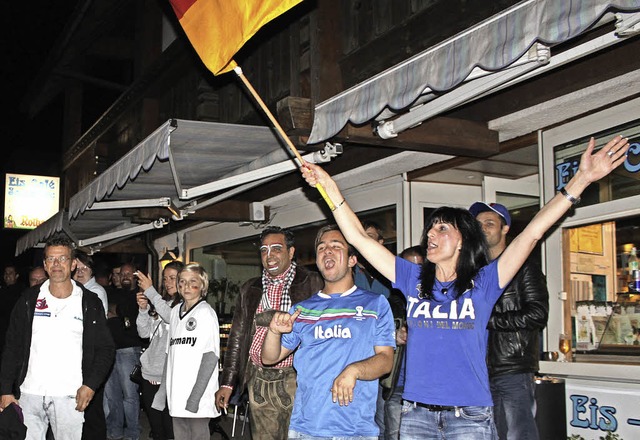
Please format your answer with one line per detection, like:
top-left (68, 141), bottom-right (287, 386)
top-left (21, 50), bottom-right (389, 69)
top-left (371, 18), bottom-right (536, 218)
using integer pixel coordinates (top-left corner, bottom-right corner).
top-left (0, 284), bottom-right (115, 398)
top-left (220, 266), bottom-right (324, 392)
top-left (487, 257), bottom-right (549, 377)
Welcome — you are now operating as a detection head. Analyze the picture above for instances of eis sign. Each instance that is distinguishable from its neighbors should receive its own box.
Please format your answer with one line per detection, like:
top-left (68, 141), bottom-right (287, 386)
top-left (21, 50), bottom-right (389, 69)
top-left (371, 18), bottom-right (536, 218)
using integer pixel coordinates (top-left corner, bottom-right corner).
top-left (566, 381), bottom-right (640, 439)
top-left (4, 173), bottom-right (60, 230)
top-left (556, 139), bottom-right (640, 192)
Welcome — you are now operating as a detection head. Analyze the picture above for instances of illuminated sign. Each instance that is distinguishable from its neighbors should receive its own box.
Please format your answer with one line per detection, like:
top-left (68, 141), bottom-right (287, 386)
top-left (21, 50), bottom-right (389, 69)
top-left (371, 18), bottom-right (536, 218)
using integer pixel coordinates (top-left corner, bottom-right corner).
top-left (4, 173), bottom-right (60, 230)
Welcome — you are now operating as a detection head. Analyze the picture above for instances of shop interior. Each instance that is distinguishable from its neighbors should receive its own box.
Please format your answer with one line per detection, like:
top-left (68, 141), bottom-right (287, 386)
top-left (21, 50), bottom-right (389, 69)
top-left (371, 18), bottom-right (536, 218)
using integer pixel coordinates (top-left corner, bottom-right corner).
top-left (567, 215), bottom-right (640, 363)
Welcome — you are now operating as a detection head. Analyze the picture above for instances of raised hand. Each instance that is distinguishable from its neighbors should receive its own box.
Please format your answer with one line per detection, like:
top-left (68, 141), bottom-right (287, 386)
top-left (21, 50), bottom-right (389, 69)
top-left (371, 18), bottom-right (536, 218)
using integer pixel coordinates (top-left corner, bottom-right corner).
top-left (269, 308), bottom-right (302, 335)
top-left (302, 162), bottom-right (334, 191)
top-left (136, 271), bottom-right (153, 292)
top-left (578, 135), bottom-right (629, 184)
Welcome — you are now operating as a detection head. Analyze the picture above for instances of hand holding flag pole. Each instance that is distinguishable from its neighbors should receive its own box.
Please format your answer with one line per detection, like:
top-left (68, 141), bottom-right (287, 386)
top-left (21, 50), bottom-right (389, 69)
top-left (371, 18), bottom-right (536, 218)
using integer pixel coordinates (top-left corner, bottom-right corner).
top-left (231, 63), bottom-right (335, 211)
top-left (169, 0), bottom-right (335, 210)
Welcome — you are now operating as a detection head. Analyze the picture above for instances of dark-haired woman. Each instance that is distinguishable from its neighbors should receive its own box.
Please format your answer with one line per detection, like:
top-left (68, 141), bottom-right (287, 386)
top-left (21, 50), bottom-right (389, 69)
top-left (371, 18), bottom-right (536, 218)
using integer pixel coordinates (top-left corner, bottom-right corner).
top-left (302, 135), bottom-right (629, 439)
top-left (136, 261), bottom-right (184, 440)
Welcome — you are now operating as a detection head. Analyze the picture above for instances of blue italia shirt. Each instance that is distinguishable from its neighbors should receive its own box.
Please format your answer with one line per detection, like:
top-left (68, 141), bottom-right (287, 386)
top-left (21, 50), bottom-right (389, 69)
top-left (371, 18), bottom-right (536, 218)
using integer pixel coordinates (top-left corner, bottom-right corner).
top-left (282, 286), bottom-right (396, 436)
top-left (393, 257), bottom-right (504, 407)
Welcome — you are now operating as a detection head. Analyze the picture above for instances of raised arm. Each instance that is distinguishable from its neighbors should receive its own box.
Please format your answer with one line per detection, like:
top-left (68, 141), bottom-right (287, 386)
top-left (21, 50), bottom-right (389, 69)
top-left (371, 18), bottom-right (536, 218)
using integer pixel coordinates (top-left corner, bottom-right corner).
top-left (261, 310), bottom-right (298, 365)
top-left (498, 135), bottom-right (629, 288)
top-left (137, 272), bottom-right (173, 322)
top-left (302, 163), bottom-right (397, 283)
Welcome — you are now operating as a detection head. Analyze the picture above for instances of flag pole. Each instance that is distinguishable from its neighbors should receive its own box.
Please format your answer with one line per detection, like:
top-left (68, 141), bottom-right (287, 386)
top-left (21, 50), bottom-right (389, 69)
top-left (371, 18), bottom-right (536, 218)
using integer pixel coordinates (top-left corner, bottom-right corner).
top-left (232, 64), bottom-right (336, 211)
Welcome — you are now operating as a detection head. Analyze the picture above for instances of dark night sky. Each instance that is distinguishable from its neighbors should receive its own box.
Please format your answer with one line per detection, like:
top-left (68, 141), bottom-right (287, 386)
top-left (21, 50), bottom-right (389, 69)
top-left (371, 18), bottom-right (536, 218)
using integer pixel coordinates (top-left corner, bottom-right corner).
top-left (1, 2), bottom-right (79, 271)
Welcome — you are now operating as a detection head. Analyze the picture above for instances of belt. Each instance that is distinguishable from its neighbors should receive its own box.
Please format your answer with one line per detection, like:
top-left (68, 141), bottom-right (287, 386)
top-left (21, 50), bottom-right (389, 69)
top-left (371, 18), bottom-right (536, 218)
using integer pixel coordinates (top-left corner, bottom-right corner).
top-left (411, 401), bottom-right (457, 412)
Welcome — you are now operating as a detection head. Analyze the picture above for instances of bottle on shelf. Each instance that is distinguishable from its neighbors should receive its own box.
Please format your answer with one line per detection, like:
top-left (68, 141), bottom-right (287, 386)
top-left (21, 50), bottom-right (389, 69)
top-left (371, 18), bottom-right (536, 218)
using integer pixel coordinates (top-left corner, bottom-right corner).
top-left (629, 247), bottom-right (639, 271)
top-left (628, 247), bottom-right (639, 293)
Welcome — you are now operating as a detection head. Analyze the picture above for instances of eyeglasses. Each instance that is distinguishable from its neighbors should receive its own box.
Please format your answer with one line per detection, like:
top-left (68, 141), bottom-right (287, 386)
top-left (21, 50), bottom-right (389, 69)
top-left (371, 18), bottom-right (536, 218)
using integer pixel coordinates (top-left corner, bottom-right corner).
top-left (44, 256), bottom-right (71, 264)
top-left (76, 265), bottom-right (90, 273)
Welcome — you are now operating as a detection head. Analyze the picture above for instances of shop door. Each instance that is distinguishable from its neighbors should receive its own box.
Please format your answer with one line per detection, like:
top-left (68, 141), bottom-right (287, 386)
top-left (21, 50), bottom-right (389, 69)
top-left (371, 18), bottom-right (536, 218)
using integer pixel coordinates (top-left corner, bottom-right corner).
top-left (482, 175), bottom-right (540, 238)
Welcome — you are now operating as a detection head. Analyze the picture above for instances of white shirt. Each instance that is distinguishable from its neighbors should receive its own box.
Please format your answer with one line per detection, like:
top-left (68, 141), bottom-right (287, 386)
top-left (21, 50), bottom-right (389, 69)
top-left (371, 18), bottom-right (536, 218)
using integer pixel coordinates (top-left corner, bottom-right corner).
top-left (21, 280), bottom-right (84, 396)
top-left (84, 277), bottom-right (109, 317)
top-left (166, 301), bottom-right (220, 418)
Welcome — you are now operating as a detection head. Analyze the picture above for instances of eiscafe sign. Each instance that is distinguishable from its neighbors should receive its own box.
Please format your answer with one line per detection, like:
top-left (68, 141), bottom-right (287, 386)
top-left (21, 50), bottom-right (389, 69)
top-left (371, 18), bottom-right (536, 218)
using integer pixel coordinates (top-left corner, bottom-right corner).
top-left (4, 173), bottom-right (60, 230)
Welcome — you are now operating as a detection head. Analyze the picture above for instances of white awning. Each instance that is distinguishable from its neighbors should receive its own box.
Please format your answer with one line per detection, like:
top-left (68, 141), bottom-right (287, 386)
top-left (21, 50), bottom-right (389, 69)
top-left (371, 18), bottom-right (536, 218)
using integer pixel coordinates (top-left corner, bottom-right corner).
top-left (16, 119), bottom-right (341, 255)
top-left (308, 0), bottom-right (640, 144)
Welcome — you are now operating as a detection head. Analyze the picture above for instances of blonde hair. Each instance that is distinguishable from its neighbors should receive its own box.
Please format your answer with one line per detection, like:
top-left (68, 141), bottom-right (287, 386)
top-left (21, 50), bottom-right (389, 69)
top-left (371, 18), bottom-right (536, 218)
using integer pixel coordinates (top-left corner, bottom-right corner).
top-left (179, 262), bottom-right (209, 297)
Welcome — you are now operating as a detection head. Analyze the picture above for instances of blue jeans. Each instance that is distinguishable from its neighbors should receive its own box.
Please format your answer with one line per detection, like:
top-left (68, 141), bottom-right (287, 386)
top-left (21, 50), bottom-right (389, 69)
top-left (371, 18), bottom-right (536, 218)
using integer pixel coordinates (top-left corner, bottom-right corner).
top-left (104, 347), bottom-right (141, 440)
top-left (375, 384), bottom-right (385, 440)
top-left (490, 372), bottom-right (538, 440)
top-left (399, 401), bottom-right (496, 440)
top-left (289, 430), bottom-right (377, 440)
top-left (383, 386), bottom-right (403, 440)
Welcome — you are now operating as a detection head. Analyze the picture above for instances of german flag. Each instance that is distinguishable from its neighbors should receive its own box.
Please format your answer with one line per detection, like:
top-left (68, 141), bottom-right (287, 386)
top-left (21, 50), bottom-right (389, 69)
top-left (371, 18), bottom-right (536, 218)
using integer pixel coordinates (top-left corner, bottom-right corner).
top-left (169, 0), bottom-right (304, 75)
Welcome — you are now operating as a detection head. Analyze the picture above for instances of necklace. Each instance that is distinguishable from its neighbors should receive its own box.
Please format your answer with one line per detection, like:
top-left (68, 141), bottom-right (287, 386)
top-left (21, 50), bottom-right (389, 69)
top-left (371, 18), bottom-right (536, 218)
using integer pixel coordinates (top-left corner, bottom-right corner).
top-left (436, 279), bottom-right (455, 295)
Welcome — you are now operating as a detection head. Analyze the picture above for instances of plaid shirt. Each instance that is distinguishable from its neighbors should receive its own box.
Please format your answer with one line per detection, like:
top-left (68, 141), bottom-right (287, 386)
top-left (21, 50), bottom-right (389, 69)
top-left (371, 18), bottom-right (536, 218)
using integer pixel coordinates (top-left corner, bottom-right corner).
top-left (248, 265), bottom-right (295, 368)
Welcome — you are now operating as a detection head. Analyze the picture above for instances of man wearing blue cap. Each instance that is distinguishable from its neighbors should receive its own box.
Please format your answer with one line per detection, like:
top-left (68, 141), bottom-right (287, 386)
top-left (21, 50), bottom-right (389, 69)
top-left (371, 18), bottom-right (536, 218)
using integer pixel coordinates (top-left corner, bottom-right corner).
top-left (469, 202), bottom-right (549, 440)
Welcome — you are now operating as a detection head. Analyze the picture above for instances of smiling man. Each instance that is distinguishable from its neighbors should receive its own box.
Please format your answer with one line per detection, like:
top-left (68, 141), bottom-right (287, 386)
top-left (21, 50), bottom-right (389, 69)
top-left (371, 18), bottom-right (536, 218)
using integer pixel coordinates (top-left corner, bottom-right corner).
top-left (0, 234), bottom-right (114, 440)
top-left (262, 224), bottom-right (395, 439)
top-left (215, 226), bottom-right (323, 440)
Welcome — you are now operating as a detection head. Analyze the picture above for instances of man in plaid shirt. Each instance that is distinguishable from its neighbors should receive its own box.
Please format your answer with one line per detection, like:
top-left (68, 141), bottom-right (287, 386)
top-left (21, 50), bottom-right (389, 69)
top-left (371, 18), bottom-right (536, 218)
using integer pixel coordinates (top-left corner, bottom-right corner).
top-left (215, 226), bottom-right (323, 440)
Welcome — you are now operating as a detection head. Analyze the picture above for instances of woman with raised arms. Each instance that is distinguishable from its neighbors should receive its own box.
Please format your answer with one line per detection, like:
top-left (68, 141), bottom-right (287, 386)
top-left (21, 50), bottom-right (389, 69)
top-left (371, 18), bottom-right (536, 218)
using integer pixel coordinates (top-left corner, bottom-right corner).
top-left (301, 135), bottom-right (629, 439)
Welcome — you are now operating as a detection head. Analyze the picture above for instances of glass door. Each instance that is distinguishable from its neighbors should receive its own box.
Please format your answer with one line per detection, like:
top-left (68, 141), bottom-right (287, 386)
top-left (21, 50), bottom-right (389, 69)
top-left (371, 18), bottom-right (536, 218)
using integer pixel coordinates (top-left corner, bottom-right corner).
top-left (482, 175), bottom-right (541, 241)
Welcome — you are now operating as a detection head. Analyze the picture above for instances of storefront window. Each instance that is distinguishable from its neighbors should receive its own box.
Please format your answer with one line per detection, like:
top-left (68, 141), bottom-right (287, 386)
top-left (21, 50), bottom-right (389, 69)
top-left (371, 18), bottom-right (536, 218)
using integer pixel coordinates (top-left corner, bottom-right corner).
top-left (553, 119), bottom-right (640, 208)
top-left (564, 213), bottom-right (640, 360)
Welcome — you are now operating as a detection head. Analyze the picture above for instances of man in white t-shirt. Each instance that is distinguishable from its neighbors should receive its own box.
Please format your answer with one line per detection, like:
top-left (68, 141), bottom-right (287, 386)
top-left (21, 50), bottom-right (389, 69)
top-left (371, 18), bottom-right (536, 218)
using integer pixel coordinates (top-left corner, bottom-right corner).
top-left (0, 234), bottom-right (115, 440)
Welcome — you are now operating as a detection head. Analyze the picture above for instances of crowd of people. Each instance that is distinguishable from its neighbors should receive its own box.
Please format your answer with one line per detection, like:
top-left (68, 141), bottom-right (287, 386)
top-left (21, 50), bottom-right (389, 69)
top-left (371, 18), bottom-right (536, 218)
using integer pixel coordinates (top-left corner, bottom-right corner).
top-left (0, 135), bottom-right (630, 440)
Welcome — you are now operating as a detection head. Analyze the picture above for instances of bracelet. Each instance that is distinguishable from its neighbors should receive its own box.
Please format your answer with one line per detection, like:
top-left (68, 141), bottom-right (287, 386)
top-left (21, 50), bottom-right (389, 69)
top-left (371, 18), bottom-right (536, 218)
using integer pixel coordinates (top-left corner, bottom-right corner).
top-left (220, 384), bottom-right (233, 391)
top-left (331, 198), bottom-right (346, 212)
top-left (559, 187), bottom-right (581, 205)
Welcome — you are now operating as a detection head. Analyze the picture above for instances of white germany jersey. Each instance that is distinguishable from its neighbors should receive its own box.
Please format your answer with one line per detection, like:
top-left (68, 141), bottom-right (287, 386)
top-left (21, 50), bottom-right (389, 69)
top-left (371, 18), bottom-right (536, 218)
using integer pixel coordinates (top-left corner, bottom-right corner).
top-left (166, 300), bottom-right (220, 418)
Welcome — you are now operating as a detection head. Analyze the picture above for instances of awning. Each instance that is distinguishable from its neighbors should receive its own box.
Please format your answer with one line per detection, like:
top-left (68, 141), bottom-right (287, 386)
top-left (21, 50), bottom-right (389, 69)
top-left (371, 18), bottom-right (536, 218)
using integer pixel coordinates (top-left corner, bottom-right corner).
top-left (308, 0), bottom-right (640, 144)
top-left (16, 119), bottom-right (340, 255)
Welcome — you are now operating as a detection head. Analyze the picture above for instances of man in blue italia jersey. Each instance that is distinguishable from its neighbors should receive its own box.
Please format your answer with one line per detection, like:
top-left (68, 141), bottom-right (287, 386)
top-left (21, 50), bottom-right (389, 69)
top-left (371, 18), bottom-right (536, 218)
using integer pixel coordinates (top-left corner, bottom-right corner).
top-left (262, 224), bottom-right (395, 439)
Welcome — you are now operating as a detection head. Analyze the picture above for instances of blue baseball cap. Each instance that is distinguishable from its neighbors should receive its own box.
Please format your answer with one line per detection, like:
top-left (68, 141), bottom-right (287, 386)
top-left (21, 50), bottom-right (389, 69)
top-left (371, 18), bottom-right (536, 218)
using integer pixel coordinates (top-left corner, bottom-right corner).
top-left (469, 202), bottom-right (511, 227)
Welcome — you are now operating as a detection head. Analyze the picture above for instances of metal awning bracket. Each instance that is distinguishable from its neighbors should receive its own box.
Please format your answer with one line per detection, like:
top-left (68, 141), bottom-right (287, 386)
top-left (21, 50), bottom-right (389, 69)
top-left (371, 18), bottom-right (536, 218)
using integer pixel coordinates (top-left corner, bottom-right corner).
top-left (169, 201), bottom-right (196, 221)
top-left (312, 143), bottom-right (343, 163)
top-left (181, 149), bottom-right (343, 200)
top-left (616, 12), bottom-right (640, 36)
top-left (77, 218), bottom-right (168, 247)
top-left (86, 198), bottom-right (172, 210)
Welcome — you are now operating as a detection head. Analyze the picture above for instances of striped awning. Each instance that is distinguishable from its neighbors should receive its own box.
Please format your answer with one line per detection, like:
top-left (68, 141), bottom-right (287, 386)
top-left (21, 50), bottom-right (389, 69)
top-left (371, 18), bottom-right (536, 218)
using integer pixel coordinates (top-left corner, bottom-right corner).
top-left (16, 119), bottom-right (319, 255)
top-left (307, 0), bottom-right (640, 144)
